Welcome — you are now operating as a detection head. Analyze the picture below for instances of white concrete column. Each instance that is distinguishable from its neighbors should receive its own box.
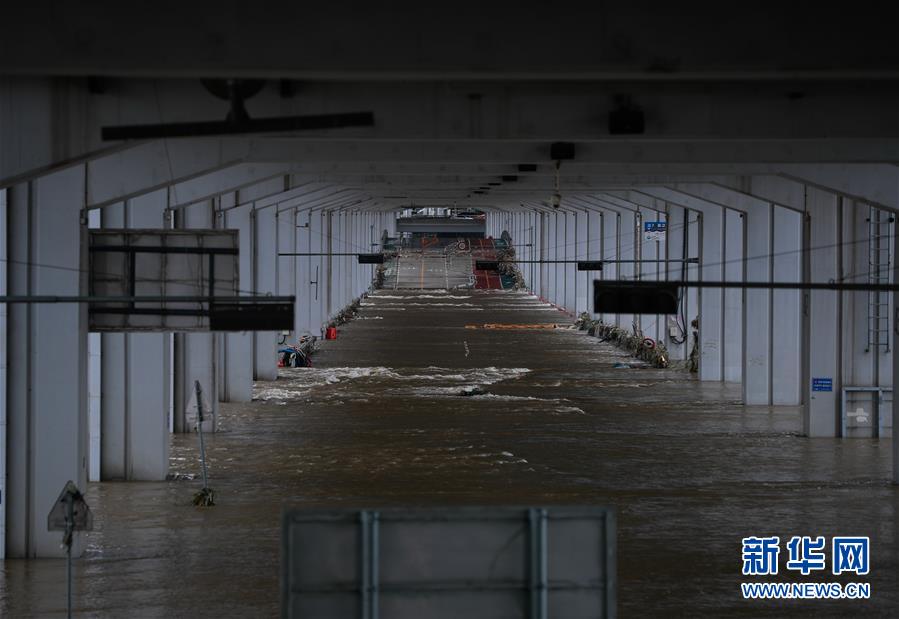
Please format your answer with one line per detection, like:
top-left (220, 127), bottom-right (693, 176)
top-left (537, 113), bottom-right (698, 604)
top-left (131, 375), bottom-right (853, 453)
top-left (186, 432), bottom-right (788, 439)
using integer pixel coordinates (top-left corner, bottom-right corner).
top-left (843, 201), bottom-right (893, 389)
top-left (618, 209), bottom-right (637, 331)
top-left (553, 212), bottom-right (564, 306)
top-left (253, 206), bottom-right (278, 379)
top-left (6, 167), bottom-right (89, 558)
top-left (0, 188), bottom-right (7, 558)
top-left (308, 210), bottom-right (325, 333)
top-left (323, 210), bottom-right (334, 318)
top-left (585, 208), bottom-right (602, 318)
top-left (699, 205), bottom-right (724, 381)
top-left (529, 210), bottom-right (538, 292)
top-left (686, 210), bottom-right (701, 352)
top-left (743, 202), bottom-right (773, 405)
top-left (665, 206), bottom-right (688, 360)
top-left (350, 213), bottom-right (359, 299)
top-left (173, 201), bottom-right (217, 433)
top-left (277, 207), bottom-right (297, 333)
top-left (638, 205), bottom-right (663, 344)
top-left (543, 212), bottom-right (552, 302)
top-left (723, 209), bottom-right (744, 382)
top-left (804, 188), bottom-right (841, 436)
top-left (295, 208), bottom-right (312, 335)
top-left (564, 211), bottom-right (577, 312)
top-left (844, 202), bottom-right (873, 387)
top-left (892, 209), bottom-right (899, 482)
top-left (100, 330), bottom-right (171, 479)
top-left (338, 212), bottom-right (349, 309)
top-left (599, 208), bottom-right (619, 326)
top-left (87, 208), bottom-right (102, 483)
top-left (220, 200), bottom-right (253, 403)
top-left (538, 212), bottom-right (549, 300)
top-left (99, 190), bottom-right (172, 479)
top-left (772, 206), bottom-right (802, 404)
top-left (331, 210), bottom-right (340, 311)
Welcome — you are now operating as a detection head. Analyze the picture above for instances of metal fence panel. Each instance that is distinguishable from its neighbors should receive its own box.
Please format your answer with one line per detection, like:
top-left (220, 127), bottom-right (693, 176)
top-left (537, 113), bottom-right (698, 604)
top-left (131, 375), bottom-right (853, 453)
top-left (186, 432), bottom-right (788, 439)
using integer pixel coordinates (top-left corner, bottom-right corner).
top-left (282, 506), bottom-right (616, 619)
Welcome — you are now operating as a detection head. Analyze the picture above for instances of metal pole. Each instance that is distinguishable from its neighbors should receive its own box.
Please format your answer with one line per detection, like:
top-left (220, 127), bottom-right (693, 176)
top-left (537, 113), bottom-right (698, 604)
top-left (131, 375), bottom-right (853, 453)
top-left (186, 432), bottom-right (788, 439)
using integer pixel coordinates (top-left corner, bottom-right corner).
top-left (598, 279), bottom-right (899, 292)
top-left (0, 295), bottom-right (294, 304)
top-left (65, 495), bottom-right (74, 619)
top-left (194, 381), bottom-right (209, 490)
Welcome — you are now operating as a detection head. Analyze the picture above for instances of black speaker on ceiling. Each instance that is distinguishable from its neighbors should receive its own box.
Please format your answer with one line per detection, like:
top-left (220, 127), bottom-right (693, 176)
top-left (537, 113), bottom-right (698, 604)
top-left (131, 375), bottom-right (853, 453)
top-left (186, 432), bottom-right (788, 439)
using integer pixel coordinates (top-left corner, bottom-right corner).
top-left (550, 142), bottom-right (576, 160)
top-left (609, 102), bottom-right (645, 135)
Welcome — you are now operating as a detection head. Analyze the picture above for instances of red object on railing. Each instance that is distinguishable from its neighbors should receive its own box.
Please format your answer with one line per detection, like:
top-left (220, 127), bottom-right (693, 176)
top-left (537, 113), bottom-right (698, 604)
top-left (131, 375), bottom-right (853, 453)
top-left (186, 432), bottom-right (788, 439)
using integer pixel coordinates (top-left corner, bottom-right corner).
top-left (325, 327), bottom-right (338, 340)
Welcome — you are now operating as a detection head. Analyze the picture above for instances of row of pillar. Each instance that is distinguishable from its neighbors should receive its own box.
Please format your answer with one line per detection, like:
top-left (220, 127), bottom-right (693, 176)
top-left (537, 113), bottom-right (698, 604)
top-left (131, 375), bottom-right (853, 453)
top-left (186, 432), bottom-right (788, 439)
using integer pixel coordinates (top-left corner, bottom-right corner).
top-left (0, 171), bottom-right (393, 557)
top-left (492, 179), bottom-right (895, 445)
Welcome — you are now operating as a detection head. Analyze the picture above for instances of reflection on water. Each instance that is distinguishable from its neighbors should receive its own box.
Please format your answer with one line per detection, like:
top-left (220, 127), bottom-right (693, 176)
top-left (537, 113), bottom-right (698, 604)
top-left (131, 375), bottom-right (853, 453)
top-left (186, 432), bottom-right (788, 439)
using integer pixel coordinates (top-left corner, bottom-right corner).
top-left (2, 290), bottom-right (897, 617)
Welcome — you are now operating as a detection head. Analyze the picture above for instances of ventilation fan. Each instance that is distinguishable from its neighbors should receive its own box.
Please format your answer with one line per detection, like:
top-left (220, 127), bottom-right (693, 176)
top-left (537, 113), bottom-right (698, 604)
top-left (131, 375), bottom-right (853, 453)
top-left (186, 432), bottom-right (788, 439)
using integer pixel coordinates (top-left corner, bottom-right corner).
top-left (101, 79), bottom-right (374, 140)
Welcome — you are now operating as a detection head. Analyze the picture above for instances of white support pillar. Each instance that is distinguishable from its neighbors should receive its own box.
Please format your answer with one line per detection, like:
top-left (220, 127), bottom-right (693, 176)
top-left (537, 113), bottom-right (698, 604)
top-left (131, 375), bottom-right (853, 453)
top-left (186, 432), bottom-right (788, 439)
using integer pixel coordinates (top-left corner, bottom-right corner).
top-left (530, 210), bottom-right (539, 293)
top-left (295, 207), bottom-right (312, 335)
top-left (843, 201), bottom-right (894, 389)
top-left (349, 213), bottom-right (358, 301)
top-left (686, 211), bottom-right (701, 356)
top-left (803, 187), bottom-right (842, 436)
top-left (323, 210), bottom-right (334, 318)
top-left (600, 208), bottom-right (619, 326)
top-left (110, 191), bottom-right (171, 478)
top-left (772, 206), bottom-right (802, 404)
top-left (310, 207), bottom-right (323, 332)
top-left (538, 212), bottom-right (549, 300)
top-left (564, 210), bottom-right (577, 313)
top-left (698, 204), bottom-right (724, 381)
top-left (723, 209), bottom-right (744, 382)
top-left (0, 188), bottom-right (7, 558)
top-left (253, 206), bottom-right (278, 379)
top-left (638, 205), bottom-right (663, 344)
top-left (618, 209), bottom-right (637, 331)
top-left (220, 199), bottom-right (253, 403)
top-left (743, 202), bottom-right (773, 405)
top-left (893, 212), bottom-right (899, 483)
top-left (6, 168), bottom-right (88, 557)
top-left (665, 206), bottom-right (688, 360)
top-left (173, 201), bottom-right (217, 433)
top-left (338, 212), bottom-right (349, 309)
top-left (277, 207), bottom-right (297, 333)
top-left (549, 211), bottom-right (565, 305)
top-left (87, 209), bottom-right (102, 482)
top-left (585, 208), bottom-right (602, 319)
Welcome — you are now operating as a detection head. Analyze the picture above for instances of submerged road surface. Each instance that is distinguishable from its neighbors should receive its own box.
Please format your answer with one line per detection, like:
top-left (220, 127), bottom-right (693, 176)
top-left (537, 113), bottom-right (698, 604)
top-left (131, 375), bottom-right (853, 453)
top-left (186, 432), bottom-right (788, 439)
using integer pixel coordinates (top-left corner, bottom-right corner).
top-left (2, 289), bottom-right (897, 617)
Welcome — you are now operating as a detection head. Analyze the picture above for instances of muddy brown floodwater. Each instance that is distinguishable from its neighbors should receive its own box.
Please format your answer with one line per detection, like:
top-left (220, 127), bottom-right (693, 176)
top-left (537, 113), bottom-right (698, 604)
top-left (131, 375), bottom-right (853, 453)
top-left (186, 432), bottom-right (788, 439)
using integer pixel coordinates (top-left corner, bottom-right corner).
top-left (2, 289), bottom-right (897, 617)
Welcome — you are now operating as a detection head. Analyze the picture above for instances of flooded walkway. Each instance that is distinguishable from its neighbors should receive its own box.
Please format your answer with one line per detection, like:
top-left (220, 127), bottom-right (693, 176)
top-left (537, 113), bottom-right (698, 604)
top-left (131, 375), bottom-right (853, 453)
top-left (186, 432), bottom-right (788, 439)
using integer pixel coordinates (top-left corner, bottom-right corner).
top-left (2, 289), bottom-right (898, 617)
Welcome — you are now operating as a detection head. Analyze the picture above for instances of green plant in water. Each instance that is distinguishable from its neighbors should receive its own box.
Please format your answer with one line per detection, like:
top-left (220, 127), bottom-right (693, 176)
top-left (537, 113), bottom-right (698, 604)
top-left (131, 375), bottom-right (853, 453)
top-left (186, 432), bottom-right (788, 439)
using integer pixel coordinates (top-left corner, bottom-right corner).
top-left (193, 487), bottom-right (215, 507)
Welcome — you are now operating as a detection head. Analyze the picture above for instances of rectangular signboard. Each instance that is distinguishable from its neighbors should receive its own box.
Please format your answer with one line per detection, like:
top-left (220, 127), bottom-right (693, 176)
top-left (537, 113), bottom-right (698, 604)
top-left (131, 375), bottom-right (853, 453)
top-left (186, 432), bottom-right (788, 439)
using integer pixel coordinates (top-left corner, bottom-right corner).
top-left (475, 260), bottom-right (500, 271)
top-left (357, 253), bottom-right (385, 264)
top-left (643, 221), bottom-right (667, 242)
top-left (812, 378), bottom-right (833, 392)
top-left (89, 229), bottom-right (239, 332)
top-left (578, 261), bottom-right (604, 271)
top-left (594, 280), bottom-right (679, 314)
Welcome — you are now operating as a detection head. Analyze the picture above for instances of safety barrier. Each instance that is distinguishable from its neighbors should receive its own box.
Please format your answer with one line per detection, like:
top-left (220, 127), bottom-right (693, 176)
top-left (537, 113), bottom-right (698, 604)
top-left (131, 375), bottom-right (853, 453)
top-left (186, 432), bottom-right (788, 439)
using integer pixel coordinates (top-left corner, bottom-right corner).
top-left (281, 506), bottom-right (616, 619)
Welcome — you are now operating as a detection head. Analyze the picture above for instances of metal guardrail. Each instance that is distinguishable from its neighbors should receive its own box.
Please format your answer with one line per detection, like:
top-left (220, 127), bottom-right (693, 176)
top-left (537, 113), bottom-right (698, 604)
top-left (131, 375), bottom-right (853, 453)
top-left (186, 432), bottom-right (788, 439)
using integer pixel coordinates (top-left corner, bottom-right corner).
top-left (282, 506), bottom-right (616, 619)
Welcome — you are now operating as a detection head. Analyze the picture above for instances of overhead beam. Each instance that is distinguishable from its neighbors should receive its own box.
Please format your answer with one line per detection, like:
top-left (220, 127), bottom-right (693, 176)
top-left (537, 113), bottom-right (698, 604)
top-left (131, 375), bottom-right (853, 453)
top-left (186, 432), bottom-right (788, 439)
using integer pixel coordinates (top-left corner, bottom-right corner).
top-left (85, 138), bottom-right (250, 209)
top-left (166, 163), bottom-right (291, 209)
top-left (247, 139), bottom-right (899, 166)
top-left (3, 4), bottom-right (899, 78)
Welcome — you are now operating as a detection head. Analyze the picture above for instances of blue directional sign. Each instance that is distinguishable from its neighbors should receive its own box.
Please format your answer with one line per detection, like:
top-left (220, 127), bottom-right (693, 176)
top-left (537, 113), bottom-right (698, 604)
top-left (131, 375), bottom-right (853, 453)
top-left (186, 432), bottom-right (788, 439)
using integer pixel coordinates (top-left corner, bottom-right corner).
top-left (643, 221), bottom-right (667, 241)
top-left (812, 378), bottom-right (833, 392)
